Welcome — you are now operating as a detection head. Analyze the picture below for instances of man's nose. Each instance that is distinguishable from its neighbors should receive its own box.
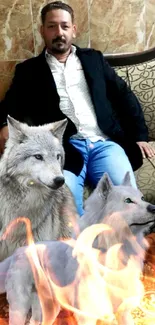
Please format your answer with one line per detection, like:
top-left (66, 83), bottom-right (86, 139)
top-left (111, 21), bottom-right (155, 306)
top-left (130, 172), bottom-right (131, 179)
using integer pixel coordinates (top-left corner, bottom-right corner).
top-left (56, 26), bottom-right (63, 36)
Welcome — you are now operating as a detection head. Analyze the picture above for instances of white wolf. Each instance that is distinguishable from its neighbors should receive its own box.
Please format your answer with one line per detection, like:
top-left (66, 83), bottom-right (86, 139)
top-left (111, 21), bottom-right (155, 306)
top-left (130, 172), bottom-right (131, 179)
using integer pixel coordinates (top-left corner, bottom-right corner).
top-left (0, 116), bottom-right (78, 261)
top-left (80, 172), bottom-right (155, 237)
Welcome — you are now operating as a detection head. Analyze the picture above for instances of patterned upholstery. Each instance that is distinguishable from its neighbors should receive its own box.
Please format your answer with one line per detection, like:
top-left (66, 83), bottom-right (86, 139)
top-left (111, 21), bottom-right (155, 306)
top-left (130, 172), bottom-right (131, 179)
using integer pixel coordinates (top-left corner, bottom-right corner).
top-left (114, 66), bottom-right (130, 85)
top-left (128, 61), bottom-right (155, 141)
top-left (116, 61), bottom-right (155, 204)
top-left (84, 58), bottom-right (155, 204)
top-left (134, 142), bottom-right (155, 203)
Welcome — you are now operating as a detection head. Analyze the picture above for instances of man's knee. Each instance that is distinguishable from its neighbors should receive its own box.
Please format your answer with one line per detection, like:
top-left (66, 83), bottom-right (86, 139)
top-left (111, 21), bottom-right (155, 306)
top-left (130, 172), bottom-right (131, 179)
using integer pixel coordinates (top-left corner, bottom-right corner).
top-left (106, 140), bottom-right (126, 155)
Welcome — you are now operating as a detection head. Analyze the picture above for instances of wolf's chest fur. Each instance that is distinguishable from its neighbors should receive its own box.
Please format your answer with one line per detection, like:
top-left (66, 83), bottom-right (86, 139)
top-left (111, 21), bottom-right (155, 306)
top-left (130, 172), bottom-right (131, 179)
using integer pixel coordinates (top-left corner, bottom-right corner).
top-left (0, 181), bottom-right (52, 219)
top-left (0, 176), bottom-right (74, 261)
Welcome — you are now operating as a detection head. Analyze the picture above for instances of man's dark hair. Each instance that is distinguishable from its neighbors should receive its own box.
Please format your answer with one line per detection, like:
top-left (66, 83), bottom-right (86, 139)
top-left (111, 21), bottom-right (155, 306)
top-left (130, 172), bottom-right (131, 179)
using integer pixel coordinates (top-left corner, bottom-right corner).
top-left (41, 1), bottom-right (74, 24)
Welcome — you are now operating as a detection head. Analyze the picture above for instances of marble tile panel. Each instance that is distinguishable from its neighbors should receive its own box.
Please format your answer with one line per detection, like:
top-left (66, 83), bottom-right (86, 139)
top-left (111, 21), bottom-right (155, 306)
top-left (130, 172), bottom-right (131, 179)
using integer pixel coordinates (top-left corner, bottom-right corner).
top-left (31, 0), bottom-right (89, 56)
top-left (90, 0), bottom-right (145, 54)
top-left (0, 0), bottom-right (34, 60)
top-left (0, 61), bottom-right (18, 101)
top-left (145, 0), bottom-right (155, 50)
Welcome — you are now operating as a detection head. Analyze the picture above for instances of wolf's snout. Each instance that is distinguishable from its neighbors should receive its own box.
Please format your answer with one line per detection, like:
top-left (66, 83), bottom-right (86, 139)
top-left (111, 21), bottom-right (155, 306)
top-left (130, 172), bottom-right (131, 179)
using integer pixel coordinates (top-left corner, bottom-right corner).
top-left (147, 204), bottom-right (155, 214)
top-left (53, 176), bottom-right (65, 189)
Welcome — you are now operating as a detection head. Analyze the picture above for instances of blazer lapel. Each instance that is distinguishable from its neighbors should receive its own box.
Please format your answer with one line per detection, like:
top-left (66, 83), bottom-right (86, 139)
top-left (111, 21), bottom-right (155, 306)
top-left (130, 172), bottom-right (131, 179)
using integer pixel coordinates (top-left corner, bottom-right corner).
top-left (76, 46), bottom-right (96, 85)
top-left (36, 48), bottom-right (58, 93)
top-left (76, 46), bottom-right (103, 116)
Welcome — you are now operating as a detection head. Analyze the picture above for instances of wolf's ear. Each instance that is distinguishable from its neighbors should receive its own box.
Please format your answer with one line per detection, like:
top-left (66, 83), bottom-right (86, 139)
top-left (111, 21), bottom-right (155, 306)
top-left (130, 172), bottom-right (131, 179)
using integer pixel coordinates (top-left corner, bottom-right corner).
top-left (7, 115), bottom-right (25, 142)
top-left (50, 119), bottom-right (68, 142)
top-left (97, 172), bottom-right (113, 196)
top-left (122, 172), bottom-right (132, 186)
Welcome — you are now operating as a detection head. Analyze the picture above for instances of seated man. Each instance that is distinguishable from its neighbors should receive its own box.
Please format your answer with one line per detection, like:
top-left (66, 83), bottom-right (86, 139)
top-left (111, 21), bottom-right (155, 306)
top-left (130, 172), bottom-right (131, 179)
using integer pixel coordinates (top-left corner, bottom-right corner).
top-left (0, 1), bottom-right (154, 216)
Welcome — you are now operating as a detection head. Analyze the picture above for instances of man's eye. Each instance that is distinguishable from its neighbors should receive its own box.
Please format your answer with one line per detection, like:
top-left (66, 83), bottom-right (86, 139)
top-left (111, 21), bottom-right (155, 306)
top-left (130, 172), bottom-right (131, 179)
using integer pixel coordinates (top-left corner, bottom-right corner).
top-left (34, 154), bottom-right (43, 161)
top-left (48, 26), bottom-right (55, 29)
top-left (124, 198), bottom-right (133, 204)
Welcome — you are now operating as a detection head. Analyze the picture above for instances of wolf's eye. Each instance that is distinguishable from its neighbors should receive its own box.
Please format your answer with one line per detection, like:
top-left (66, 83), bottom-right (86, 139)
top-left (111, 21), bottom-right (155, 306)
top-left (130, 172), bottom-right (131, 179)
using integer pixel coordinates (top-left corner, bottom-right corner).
top-left (141, 196), bottom-right (145, 201)
top-left (34, 154), bottom-right (43, 160)
top-left (57, 154), bottom-right (61, 161)
top-left (124, 198), bottom-right (133, 204)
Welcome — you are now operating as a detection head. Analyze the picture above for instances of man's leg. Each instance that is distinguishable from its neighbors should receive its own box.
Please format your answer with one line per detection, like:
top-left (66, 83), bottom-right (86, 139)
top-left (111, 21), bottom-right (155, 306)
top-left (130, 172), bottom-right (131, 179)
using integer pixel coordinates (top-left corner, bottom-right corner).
top-left (64, 169), bottom-right (78, 201)
top-left (64, 139), bottom-right (89, 216)
top-left (87, 140), bottom-right (137, 188)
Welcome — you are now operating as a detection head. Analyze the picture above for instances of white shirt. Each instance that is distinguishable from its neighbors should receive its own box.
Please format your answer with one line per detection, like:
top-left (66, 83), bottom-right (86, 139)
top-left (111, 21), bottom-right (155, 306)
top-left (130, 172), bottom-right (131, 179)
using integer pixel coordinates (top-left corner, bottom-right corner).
top-left (45, 46), bottom-right (107, 142)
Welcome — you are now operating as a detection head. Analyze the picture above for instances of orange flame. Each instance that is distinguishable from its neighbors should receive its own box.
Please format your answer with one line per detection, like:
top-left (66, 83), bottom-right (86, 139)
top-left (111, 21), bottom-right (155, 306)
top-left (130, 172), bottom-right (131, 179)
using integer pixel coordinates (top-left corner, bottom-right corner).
top-left (1, 215), bottom-right (155, 325)
top-left (25, 221), bottom-right (145, 324)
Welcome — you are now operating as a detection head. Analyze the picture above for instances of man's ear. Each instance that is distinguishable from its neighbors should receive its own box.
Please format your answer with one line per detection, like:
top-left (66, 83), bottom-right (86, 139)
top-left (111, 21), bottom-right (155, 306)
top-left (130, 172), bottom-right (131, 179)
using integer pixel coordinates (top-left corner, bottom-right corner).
top-left (72, 24), bottom-right (77, 38)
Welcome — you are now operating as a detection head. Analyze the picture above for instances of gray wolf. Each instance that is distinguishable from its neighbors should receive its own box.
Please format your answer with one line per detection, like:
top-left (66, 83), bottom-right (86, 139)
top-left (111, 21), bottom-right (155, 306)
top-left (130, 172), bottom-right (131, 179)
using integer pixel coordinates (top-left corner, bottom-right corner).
top-left (0, 172), bottom-right (155, 324)
top-left (80, 172), bottom-right (155, 239)
top-left (0, 116), bottom-right (78, 261)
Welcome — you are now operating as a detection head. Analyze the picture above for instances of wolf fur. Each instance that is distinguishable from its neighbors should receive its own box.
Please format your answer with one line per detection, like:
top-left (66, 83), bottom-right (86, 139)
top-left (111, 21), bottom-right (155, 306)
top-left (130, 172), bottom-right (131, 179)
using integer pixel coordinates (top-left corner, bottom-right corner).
top-left (0, 172), bottom-right (155, 324)
top-left (80, 172), bottom-right (155, 253)
top-left (0, 116), bottom-right (78, 261)
top-left (80, 172), bottom-right (155, 238)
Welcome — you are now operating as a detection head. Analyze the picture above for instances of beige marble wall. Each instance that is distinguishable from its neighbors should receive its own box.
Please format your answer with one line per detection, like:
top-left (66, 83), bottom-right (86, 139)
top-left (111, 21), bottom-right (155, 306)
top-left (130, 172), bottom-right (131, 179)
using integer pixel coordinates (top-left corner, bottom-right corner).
top-left (146, 0), bottom-right (155, 50)
top-left (0, 0), bottom-right (155, 101)
top-left (90, 0), bottom-right (146, 53)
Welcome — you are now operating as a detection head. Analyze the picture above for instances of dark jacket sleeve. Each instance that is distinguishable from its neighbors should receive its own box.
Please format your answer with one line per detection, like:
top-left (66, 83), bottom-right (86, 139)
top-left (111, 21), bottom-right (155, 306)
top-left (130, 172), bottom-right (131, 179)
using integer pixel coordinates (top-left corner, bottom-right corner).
top-left (0, 63), bottom-right (27, 128)
top-left (98, 51), bottom-right (148, 142)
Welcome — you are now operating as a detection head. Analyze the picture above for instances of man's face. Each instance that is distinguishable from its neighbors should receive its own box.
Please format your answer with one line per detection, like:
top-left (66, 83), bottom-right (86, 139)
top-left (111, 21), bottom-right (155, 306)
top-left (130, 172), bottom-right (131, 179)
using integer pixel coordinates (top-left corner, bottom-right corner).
top-left (40, 9), bottom-right (76, 54)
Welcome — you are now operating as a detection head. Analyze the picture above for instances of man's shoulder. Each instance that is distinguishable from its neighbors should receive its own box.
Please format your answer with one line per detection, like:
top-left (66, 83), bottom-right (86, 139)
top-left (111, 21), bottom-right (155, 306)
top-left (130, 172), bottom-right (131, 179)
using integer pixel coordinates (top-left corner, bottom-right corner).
top-left (76, 46), bottom-right (104, 63)
top-left (16, 50), bottom-right (45, 71)
top-left (76, 45), bottom-right (100, 55)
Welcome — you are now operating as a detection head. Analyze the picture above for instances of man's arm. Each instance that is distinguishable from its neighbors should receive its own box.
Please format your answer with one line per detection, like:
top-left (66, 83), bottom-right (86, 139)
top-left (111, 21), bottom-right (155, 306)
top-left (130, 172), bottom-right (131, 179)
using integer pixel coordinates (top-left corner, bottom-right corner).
top-left (0, 64), bottom-right (24, 128)
top-left (0, 63), bottom-right (25, 154)
top-left (98, 51), bottom-right (155, 158)
top-left (0, 126), bottom-right (8, 155)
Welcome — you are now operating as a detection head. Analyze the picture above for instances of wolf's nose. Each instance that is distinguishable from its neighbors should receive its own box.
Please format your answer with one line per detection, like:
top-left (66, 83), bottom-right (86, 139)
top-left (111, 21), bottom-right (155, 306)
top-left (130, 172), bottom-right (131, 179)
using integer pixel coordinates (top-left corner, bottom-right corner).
top-left (53, 176), bottom-right (65, 189)
top-left (147, 204), bottom-right (155, 213)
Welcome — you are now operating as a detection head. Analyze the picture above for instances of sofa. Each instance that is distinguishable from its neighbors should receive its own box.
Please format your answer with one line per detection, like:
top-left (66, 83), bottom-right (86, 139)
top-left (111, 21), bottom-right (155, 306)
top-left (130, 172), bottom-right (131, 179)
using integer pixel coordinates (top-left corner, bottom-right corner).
top-left (1, 48), bottom-right (155, 323)
top-left (84, 47), bottom-right (155, 203)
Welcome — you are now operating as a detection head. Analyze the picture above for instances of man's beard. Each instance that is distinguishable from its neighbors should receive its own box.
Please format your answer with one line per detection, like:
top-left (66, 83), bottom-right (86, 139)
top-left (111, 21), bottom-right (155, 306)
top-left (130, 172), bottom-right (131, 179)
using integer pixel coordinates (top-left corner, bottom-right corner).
top-left (50, 37), bottom-right (70, 54)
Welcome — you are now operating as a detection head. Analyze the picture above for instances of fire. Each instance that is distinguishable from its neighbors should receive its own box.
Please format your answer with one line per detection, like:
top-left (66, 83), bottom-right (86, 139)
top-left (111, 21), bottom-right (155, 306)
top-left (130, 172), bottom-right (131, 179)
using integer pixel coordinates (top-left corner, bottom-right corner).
top-left (0, 319), bottom-right (8, 325)
top-left (1, 215), bottom-right (155, 324)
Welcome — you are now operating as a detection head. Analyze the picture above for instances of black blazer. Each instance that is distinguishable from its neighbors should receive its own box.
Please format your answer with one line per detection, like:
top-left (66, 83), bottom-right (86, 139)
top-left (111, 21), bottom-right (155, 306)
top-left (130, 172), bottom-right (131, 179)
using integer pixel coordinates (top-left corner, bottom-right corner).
top-left (0, 46), bottom-right (148, 173)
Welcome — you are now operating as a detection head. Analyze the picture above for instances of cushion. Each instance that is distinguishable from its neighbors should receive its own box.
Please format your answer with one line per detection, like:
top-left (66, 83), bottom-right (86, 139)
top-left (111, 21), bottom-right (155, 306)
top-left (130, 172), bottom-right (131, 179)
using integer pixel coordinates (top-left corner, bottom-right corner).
top-left (128, 60), bottom-right (155, 141)
top-left (134, 141), bottom-right (155, 204)
top-left (114, 66), bottom-right (130, 85)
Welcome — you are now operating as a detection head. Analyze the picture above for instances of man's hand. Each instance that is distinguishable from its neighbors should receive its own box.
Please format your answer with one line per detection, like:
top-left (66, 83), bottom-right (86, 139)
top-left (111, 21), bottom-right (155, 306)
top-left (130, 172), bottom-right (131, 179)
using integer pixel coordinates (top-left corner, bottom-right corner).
top-left (136, 141), bottom-right (155, 159)
top-left (0, 125), bottom-right (8, 155)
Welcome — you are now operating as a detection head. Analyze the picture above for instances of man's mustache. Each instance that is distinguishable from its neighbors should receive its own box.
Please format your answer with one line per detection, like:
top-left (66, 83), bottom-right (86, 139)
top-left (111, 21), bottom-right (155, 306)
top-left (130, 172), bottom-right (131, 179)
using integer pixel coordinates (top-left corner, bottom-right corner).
top-left (52, 37), bottom-right (66, 44)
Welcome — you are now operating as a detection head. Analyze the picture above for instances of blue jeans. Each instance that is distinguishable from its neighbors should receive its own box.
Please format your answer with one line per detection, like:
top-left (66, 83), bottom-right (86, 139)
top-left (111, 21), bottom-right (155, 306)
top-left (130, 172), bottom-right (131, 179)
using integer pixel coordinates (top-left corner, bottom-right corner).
top-left (64, 139), bottom-right (137, 216)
